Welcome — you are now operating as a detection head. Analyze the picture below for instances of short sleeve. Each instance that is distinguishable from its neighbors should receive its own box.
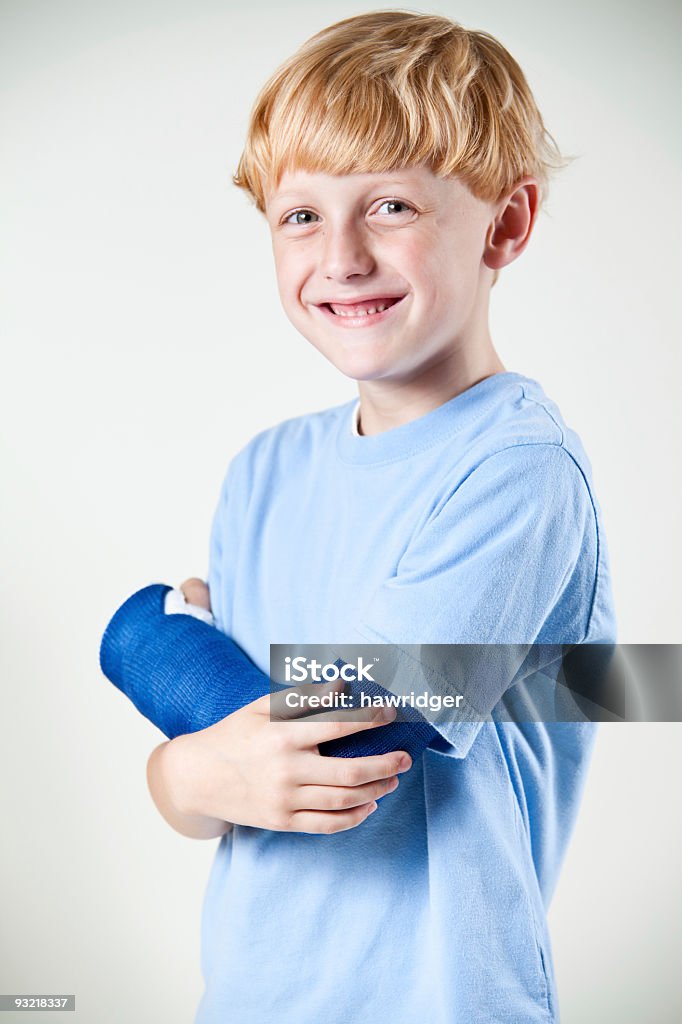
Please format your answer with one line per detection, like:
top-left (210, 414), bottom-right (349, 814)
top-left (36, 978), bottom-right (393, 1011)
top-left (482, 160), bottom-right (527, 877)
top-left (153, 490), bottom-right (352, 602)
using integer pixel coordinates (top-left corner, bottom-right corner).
top-left (207, 434), bottom-right (270, 637)
top-left (207, 458), bottom-right (238, 635)
top-left (350, 443), bottom-right (598, 757)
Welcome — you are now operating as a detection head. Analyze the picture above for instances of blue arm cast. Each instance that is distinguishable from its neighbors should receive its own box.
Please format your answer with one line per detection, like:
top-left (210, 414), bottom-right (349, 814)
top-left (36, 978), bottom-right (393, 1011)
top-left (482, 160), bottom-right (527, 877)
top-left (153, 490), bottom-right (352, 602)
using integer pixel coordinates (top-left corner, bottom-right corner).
top-left (99, 584), bottom-right (437, 760)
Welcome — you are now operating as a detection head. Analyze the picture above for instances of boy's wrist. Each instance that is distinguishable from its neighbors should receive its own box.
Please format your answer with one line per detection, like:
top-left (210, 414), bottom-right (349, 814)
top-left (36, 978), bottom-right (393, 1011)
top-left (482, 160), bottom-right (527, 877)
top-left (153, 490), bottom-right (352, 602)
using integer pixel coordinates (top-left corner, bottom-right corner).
top-left (147, 737), bottom-right (232, 839)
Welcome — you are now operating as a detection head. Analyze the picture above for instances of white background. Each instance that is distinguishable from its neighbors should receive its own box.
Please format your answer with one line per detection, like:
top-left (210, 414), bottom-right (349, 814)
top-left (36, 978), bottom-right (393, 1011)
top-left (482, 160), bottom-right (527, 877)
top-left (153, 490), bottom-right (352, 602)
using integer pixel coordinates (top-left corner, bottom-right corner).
top-left (1, 0), bottom-right (681, 1021)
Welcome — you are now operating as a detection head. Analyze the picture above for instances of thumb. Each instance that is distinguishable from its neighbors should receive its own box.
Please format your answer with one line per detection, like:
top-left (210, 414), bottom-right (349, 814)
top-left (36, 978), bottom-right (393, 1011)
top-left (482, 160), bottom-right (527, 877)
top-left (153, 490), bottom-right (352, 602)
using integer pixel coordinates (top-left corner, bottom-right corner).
top-left (179, 577), bottom-right (212, 612)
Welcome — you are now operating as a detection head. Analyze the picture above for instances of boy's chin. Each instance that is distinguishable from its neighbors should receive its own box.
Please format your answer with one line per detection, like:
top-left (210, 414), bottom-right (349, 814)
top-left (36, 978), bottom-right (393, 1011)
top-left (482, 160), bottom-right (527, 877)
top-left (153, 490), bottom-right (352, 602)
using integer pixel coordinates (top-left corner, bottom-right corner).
top-left (305, 340), bottom-right (402, 384)
top-left (324, 357), bottom-right (399, 384)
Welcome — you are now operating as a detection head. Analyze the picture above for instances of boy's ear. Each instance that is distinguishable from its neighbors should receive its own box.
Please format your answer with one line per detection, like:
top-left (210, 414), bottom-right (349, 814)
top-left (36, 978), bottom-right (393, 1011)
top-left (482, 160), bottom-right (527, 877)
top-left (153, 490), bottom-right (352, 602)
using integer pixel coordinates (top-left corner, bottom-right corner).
top-left (483, 179), bottom-right (539, 271)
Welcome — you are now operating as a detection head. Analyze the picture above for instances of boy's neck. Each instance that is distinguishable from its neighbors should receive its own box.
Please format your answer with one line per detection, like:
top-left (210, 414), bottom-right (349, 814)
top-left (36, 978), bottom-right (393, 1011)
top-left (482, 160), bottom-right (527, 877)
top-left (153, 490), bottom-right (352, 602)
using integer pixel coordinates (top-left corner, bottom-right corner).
top-left (356, 346), bottom-right (506, 437)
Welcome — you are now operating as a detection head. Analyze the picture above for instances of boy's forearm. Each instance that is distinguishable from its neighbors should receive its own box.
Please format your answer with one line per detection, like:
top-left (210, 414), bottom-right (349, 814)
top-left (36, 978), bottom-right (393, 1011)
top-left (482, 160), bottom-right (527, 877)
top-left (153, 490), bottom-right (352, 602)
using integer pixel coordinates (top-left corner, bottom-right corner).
top-left (146, 739), bottom-right (232, 840)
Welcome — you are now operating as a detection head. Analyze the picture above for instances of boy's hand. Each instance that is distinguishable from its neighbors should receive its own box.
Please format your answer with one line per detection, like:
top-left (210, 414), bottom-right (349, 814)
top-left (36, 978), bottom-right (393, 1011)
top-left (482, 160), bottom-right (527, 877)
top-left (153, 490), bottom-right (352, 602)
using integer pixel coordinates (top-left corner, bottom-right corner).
top-left (147, 680), bottom-right (412, 838)
top-left (179, 577), bottom-right (211, 611)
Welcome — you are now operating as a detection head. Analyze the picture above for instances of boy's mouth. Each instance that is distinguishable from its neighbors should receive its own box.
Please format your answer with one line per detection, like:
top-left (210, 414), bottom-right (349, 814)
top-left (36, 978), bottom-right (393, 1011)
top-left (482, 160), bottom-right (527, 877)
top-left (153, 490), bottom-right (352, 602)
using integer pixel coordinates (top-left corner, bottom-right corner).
top-left (317, 295), bottom-right (405, 320)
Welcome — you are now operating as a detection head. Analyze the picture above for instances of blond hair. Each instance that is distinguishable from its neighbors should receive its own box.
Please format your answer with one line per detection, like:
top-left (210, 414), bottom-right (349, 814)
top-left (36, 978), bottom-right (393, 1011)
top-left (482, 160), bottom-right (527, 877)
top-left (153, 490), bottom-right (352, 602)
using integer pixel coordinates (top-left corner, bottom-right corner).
top-left (233, 9), bottom-right (563, 212)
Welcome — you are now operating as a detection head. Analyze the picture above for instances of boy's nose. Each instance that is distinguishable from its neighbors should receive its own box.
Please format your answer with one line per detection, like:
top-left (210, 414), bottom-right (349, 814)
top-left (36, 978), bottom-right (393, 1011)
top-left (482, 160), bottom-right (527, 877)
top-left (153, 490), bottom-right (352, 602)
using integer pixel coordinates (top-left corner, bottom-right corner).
top-left (319, 224), bottom-right (375, 281)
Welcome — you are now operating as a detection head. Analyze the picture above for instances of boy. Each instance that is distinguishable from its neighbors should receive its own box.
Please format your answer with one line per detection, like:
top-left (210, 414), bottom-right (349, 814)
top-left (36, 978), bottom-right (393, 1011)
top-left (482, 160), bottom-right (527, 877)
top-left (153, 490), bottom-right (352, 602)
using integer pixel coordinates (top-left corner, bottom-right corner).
top-left (103, 11), bottom-right (615, 1022)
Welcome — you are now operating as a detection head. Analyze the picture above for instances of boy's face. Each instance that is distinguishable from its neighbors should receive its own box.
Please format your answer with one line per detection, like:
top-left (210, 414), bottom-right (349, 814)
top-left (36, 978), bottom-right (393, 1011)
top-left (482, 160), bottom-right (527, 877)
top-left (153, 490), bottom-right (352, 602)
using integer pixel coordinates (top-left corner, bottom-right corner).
top-left (264, 165), bottom-right (497, 388)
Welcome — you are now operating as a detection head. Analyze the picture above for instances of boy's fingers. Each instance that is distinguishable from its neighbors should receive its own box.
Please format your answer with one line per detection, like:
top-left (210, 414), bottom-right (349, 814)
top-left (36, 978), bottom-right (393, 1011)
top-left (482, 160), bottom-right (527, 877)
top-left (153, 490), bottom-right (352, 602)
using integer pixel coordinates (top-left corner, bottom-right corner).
top-left (296, 749), bottom-right (412, 787)
top-left (267, 677), bottom-right (349, 721)
top-left (292, 775), bottom-right (400, 811)
top-left (279, 702), bottom-right (397, 744)
top-left (287, 803), bottom-right (378, 835)
top-left (179, 577), bottom-right (212, 611)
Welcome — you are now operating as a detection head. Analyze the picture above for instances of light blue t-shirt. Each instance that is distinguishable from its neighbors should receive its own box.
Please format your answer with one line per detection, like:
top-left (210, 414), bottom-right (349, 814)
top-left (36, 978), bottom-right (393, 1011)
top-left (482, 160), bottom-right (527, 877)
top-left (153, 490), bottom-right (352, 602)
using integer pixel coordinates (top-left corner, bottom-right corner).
top-left (199, 372), bottom-right (615, 1024)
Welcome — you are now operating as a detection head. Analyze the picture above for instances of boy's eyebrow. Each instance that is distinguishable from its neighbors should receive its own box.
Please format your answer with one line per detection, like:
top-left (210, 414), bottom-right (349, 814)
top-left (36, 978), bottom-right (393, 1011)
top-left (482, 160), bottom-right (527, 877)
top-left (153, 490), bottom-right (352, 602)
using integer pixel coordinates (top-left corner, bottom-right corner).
top-left (268, 179), bottom-right (431, 207)
top-left (275, 180), bottom-right (418, 196)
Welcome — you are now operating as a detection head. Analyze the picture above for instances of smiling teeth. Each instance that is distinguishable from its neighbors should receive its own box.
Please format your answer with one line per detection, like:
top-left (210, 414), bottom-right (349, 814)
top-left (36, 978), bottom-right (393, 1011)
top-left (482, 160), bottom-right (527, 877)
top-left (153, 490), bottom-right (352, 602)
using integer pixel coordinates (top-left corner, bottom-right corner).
top-left (330, 303), bottom-right (389, 316)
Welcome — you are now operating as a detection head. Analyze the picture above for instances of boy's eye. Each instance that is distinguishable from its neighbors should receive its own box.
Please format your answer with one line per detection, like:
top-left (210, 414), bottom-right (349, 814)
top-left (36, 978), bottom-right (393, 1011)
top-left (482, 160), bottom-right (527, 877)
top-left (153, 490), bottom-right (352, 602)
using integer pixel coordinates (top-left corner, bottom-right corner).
top-left (284, 209), bottom-right (319, 225)
top-left (375, 200), bottom-right (413, 216)
top-left (281, 200), bottom-right (414, 226)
